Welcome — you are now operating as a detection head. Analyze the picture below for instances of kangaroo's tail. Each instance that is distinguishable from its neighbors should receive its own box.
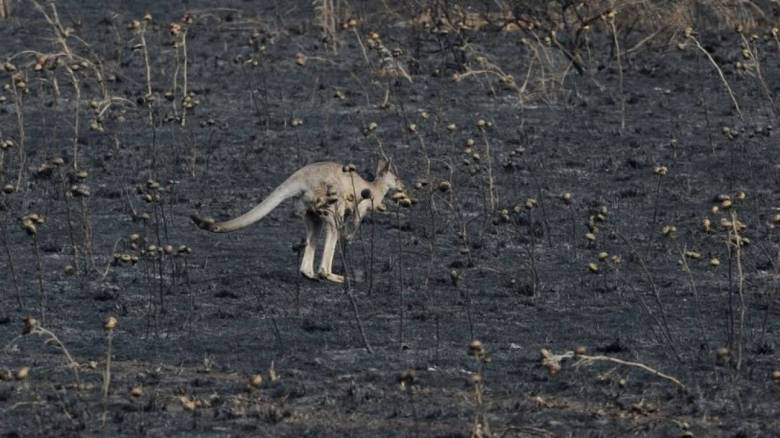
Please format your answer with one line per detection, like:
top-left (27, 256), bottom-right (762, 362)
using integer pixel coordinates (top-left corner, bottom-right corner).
top-left (194, 177), bottom-right (304, 233)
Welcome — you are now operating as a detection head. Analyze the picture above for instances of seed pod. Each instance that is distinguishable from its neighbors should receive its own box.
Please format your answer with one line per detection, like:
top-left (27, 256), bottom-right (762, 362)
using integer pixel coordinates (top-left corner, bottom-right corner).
top-left (468, 340), bottom-right (485, 357)
top-left (398, 369), bottom-right (416, 388)
top-left (15, 367), bottom-right (30, 380)
top-left (684, 250), bottom-right (702, 259)
top-left (130, 386), bottom-right (144, 398)
top-left (22, 316), bottom-right (38, 334)
top-left (21, 219), bottom-right (36, 236)
top-left (71, 184), bottom-right (91, 197)
top-left (703, 218), bottom-right (712, 233)
top-left (104, 316), bottom-right (118, 331)
top-left (391, 192), bottom-right (406, 201)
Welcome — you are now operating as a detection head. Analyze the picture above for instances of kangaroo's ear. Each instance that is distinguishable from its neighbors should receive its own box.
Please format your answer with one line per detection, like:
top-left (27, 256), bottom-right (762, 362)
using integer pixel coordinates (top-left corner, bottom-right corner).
top-left (377, 159), bottom-right (391, 175)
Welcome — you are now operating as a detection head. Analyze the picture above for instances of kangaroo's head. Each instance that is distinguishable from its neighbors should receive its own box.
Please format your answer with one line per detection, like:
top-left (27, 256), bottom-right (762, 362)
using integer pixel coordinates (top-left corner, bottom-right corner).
top-left (377, 159), bottom-right (404, 193)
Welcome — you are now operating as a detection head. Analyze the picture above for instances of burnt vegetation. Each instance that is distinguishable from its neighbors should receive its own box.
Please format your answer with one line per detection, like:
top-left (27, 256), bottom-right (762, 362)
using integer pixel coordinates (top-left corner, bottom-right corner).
top-left (1, 0), bottom-right (780, 436)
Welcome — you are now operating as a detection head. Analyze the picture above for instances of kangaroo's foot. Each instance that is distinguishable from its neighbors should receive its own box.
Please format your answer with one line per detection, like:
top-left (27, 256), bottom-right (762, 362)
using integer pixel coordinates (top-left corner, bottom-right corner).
top-left (317, 269), bottom-right (344, 284)
top-left (300, 268), bottom-right (319, 281)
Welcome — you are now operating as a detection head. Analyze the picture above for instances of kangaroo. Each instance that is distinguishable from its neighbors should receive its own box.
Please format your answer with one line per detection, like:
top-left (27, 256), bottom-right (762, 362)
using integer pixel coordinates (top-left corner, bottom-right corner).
top-left (192, 160), bottom-right (404, 283)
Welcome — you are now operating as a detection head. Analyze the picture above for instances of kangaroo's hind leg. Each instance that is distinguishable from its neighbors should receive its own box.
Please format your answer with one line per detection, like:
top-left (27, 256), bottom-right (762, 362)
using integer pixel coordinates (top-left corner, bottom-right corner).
top-left (300, 211), bottom-right (321, 280)
top-left (317, 208), bottom-right (345, 284)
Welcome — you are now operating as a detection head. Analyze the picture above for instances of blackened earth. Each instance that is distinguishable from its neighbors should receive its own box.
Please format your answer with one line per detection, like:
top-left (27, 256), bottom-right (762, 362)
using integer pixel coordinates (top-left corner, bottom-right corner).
top-left (0, 1), bottom-right (779, 436)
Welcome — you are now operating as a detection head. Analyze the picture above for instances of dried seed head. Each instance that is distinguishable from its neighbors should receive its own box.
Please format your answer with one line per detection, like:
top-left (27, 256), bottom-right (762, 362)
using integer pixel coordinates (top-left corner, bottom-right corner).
top-left (771, 370), bottom-right (780, 384)
top-left (447, 123), bottom-right (457, 131)
top-left (598, 252), bottom-right (608, 261)
top-left (71, 184), bottom-right (91, 197)
top-left (22, 316), bottom-right (38, 334)
top-left (684, 250), bottom-right (702, 259)
top-left (64, 264), bottom-right (76, 276)
top-left (130, 385), bottom-right (144, 398)
top-left (103, 316), bottom-right (118, 331)
top-left (249, 374), bottom-right (263, 388)
top-left (468, 340), bottom-right (485, 357)
top-left (661, 225), bottom-right (677, 237)
top-left (587, 262), bottom-right (599, 273)
top-left (450, 269), bottom-right (461, 285)
top-left (398, 369), bottom-right (416, 388)
top-left (585, 232), bottom-right (596, 242)
top-left (391, 192), bottom-right (406, 201)
top-left (709, 257), bottom-right (720, 268)
top-left (180, 396), bottom-right (197, 411)
top-left (342, 163), bottom-right (356, 173)
top-left (653, 166), bottom-right (668, 176)
top-left (21, 219), bottom-right (36, 236)
top-left (561, 192), bottom-right (572, 204)
top-left (2, 184), bottom-right (13, 194)
top-left (438, 181), bottom-right (451, 192)
top-left (15, 366), bottom-right (30, 380)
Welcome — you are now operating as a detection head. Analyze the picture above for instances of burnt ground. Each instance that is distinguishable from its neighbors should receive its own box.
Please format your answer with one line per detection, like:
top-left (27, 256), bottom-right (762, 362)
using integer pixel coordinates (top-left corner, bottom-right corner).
top-left (0, 1), bottom-right (779, 436)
